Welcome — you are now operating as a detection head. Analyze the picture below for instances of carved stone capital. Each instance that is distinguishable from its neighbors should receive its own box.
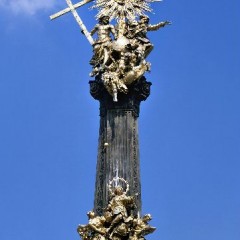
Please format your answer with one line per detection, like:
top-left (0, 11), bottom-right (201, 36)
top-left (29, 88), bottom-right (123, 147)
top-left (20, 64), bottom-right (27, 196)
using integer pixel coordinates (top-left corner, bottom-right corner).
top-left (89, 76), bottom-right (152, 117)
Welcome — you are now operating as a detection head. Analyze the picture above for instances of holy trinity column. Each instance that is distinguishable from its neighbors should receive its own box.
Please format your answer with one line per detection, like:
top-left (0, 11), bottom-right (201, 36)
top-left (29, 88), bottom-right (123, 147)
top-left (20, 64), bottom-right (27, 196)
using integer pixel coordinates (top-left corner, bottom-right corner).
top-left (50, 0), bottom-right (170, 239)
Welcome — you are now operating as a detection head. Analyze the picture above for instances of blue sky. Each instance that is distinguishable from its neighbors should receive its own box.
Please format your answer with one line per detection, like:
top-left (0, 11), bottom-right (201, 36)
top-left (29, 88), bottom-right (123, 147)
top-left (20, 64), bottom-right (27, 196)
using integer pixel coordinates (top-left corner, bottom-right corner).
top-left (0, 0), bottom-right (239, 240)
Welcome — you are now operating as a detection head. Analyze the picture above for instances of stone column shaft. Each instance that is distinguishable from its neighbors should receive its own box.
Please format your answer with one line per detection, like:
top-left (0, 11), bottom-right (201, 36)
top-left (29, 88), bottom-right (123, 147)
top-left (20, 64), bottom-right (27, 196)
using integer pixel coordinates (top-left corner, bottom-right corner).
top-left (89, 76), bottom-right (151, 216)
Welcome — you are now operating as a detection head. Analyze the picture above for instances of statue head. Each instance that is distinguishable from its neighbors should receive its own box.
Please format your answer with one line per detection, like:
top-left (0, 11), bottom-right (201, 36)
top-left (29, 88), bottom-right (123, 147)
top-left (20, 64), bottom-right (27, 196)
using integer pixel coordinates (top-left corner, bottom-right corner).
top-left (139, 15), bottom-right (149, 24)
top-left (87, 211), bottom-right (95, 219)
top-left (142, 214), bottom-right (152, 222)
top-left (114, 186), bottom-right (124, 195)
top-left (108, 178), bottom-right (130, 196)
top-left (129, 20), bottom-right (138, 26)
top-left (128, 20), bottom-right (138, 30)
top-left (99, 15), bottom-right (110, 25)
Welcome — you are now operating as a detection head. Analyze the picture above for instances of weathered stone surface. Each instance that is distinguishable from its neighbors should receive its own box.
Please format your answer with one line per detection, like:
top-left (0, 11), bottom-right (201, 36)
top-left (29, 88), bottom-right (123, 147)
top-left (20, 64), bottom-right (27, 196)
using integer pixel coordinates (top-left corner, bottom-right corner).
top-left (89, 77), bottom-right (151, 215)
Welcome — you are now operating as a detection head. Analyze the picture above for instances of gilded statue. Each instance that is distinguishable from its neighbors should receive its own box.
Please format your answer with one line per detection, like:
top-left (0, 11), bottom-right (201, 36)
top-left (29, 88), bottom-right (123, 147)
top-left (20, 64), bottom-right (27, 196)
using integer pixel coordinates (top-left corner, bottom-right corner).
top-left (130, 214), bottom-right (156, 240)
top-left (106, 186), bottom-right (134, 232)
top-left (89, 15), bottom-right (116, 76)
top-left (77, 178), bottom-right (156, 240)
top-left (77, 211), bottom-right (107, 240)
top-left (51, 0), bottom-right (171, 102)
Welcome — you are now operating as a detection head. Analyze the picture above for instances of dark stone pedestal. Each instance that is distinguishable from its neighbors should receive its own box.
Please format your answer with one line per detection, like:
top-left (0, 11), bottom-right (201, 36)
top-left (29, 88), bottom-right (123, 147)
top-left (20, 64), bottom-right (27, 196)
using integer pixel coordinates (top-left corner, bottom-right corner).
top-left (89, 76), bottom-right (152, 216)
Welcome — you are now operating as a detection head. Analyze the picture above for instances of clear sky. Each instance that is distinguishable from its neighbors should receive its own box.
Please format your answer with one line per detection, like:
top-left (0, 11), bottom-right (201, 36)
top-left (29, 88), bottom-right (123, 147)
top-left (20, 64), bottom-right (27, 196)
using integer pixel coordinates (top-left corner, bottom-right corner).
top-left (0, 1), bottom-right (239, 240)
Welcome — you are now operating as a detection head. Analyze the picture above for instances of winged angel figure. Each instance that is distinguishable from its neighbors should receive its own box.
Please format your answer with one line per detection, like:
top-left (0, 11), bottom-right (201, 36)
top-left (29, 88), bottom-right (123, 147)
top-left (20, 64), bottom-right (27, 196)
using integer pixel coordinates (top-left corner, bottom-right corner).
top-left (50, 0), bottom-right (171, 101)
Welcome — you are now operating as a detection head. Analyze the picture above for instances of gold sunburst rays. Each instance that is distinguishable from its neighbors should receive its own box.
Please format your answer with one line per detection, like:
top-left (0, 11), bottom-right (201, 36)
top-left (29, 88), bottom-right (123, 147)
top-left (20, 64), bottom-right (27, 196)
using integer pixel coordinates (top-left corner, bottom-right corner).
top-left (92, 0), bottom-right (161, 21)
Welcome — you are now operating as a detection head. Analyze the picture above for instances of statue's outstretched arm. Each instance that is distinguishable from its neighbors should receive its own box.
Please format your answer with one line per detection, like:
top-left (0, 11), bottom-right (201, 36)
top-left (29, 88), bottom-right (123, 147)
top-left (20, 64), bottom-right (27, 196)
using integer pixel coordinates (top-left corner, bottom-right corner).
top-left (147, 21), bottom-right (171, 31)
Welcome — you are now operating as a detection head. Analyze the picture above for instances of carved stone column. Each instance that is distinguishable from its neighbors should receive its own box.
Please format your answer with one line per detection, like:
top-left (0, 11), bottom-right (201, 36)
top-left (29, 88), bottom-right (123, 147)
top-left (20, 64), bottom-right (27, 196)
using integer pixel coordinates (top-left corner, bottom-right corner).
top-left (89, 76), bottom-right (151, 216)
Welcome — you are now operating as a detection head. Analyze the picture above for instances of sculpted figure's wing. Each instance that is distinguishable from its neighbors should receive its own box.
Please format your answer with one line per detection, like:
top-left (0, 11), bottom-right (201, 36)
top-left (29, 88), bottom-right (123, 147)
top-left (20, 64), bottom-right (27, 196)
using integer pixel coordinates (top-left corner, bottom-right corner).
top-left (142, 226), bottom-right (156, 236)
